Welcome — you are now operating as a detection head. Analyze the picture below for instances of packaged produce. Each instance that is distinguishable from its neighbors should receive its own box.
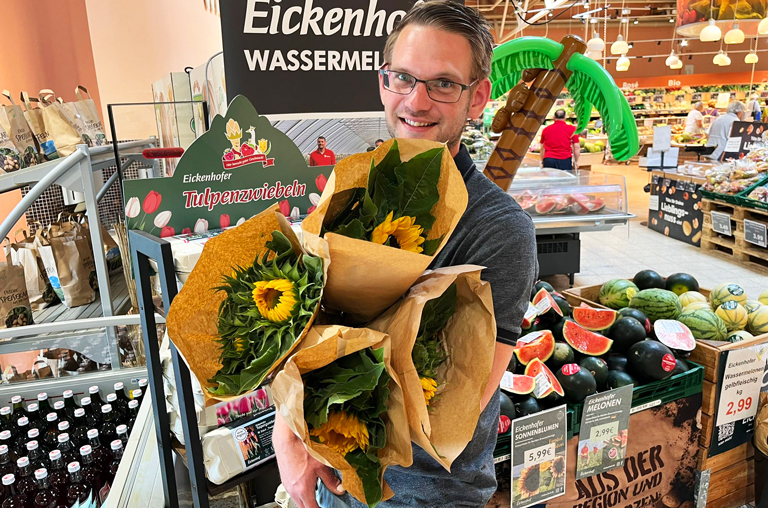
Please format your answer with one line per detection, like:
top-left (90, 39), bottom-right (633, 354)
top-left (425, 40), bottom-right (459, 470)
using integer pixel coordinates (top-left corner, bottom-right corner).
top-left (35, 221), bottom-right (96, 308)
top-left (72, 86), bottom-right (107, 146)
top-left (6, 232), bottom-right (58, 311)
top-left (0, 125), bottom-right (23, 174)
top-left (21, 92), bottom-right (59, 162)
top-left (0, 260), bottom-right (33, 329)
top-left (37, 90), bottom-right (81, 158)
top-left (0, 91), bottom-right (40, 166)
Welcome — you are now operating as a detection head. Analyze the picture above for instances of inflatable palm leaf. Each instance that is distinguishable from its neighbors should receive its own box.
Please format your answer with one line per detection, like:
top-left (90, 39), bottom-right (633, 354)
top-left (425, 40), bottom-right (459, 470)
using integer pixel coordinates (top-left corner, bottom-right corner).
top-left (566, 53), bottom-right (639, 161)
top-left (489, 38), bottom-right (564, 100)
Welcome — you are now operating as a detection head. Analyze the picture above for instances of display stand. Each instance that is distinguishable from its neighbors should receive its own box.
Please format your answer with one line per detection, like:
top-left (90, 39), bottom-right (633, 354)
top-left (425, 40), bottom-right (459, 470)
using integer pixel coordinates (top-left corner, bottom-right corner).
top-left (130, 229), bottom-right (279, 508)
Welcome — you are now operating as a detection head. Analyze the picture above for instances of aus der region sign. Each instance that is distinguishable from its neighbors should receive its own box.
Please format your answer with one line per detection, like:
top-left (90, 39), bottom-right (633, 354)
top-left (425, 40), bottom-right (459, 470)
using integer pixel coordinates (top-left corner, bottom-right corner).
top-left (123, 95), bottom-right (332, 236)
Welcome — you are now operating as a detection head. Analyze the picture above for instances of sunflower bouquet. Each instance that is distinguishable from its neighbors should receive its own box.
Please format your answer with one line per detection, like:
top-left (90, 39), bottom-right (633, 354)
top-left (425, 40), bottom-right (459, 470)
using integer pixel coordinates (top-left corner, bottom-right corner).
top-left (367, 266), bottom-right (496, 470)
top-left (302, 138), bottom-right (468, 322)
top-left (272, 325), bottom-right (412, 507)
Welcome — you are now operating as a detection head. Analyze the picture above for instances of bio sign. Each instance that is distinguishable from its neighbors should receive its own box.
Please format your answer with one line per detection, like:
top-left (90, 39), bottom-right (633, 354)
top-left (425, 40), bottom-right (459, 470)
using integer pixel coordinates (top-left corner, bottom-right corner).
top-left (220, 0), bottom-right (427, 116)
top-left (123, 95), bottom-right (331, 236)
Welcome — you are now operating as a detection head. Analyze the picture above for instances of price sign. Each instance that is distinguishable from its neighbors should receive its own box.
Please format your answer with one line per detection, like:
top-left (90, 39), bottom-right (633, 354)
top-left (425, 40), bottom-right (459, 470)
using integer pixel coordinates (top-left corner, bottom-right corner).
top-left (524, 443), bottom-right (555, 467)
top-left (643, 95), bottom-right (652, 103)
top-left (532, 371), bottom-right (553, 399)
top-left (654, 95), bottom-right (665, 103)
top-left (744, 219), bottom-right (768, 248)
top-left (692, 93), bottom-right (702, 101)
top-left (576, 385), bottom-right (632, 480)
top-left (590, 421), bottom-right (620, 442)
top-left (761, 91), bottom-right (768, 99)
top-left (627, 96), bottom-right (637, 104)
top-left (676, 95), bottom-right (686, 102)
top-left (649, 194), bottom-right (660, 211)
top-left (710, 211), bottom-right (732, 236)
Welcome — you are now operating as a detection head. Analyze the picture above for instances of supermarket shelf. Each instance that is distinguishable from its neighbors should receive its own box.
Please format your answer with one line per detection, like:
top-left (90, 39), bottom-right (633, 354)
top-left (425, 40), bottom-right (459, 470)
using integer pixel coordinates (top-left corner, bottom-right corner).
top-left (532, 209), bottom-right (636, 234)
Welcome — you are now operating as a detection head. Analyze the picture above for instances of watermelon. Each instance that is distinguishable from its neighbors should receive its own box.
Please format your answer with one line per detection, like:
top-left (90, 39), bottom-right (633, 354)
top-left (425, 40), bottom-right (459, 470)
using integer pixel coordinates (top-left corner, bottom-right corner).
top-left (551, 292), bottom-right (572, 317)
top-left (633, 270), bottom-right (665, 290)
top-left (679, 291), bottom-right (707, 308)
top-left (522, 302), bottom-right (538, 329)
top-left (629, 288), bottom-right (683, 322)
top-left (532, 288), bottom-right (564, 324)
top-left (535, 197), bottom-right (557, 214)
top-left (502, 374), bottom-right (536, 395)
top-left (572, 307), bottom-right (617, 331)
top-left (714, 301), bottom-right (748, 332)
top-left (677, 308), bottom-right (728, 341)
top-left (710, 283), bottom-right (747, 308)
top-left (653, 320), bottom-right (696, 352)
top-left (747, 305), bottom-right (768, 335)
top-left (524, 358), bottom-right (565, 399)
top-left (514, 331), bottom-right (556, 365)
top-left (665, 273), bottom-right (699, 296)
top-left (562, 320), bottom-right (613, 356)
top-left (531, 281), bottom-right (555, 299)
top-left (598, 279), bottom-right (639, 309)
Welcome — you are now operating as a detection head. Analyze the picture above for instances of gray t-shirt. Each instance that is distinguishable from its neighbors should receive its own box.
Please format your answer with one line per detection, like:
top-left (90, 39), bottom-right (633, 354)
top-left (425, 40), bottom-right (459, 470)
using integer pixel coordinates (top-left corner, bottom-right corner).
top-left (317, 145), bottom-right (538, 508)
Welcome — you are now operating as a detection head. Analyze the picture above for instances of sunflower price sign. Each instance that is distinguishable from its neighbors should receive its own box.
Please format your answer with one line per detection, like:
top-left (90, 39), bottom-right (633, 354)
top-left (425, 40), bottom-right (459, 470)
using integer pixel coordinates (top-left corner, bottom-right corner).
top-left (576, 385), bottom-right (632, 480)
top-left (511, 405), bottom-right (567, 508)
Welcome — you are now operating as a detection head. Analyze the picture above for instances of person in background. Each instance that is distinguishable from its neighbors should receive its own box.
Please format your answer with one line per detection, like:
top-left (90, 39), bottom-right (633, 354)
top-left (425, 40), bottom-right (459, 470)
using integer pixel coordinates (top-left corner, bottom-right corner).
top-left (747, 94), bottom-right (761, 122)
top-left (309, 136), bottom-right (336, 166)
top-left (685, 102), bottom-right (705, 134)
top-left (375, 139), bottom-right (385, 147)
top-left (707, 101), bottom-right (745, 161)
top-left (540, 109), bottom-right (579, 171)
top-left (366, 146), bottom-right (375, 152)
top-left (705, 100), bottom-right (720, 117)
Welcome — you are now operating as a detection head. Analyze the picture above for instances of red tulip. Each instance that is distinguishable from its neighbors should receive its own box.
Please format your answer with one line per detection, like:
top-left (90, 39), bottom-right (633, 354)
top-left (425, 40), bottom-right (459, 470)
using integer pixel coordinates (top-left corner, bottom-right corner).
top-left (220, 214), bottom-right (231, 228)
top-left (143, 190), bottom-right (162, 214)
top-left (182, 227), bottom-right (192, 235)
top-left (316, 174), bottom-right (327, 192)
top-left (160, 226), bottom-right (175, 238)
top-left (279, 199), bottom-right (290, 216)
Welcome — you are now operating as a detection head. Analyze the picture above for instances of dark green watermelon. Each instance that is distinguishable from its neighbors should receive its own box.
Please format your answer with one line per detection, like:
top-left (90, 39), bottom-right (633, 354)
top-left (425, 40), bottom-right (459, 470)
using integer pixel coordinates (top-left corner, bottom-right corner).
top-left (579, 357), bottom-right (609, 390)
top-left (500, 392), bottom-right (516, 420)
top-left (670, 359), bottom-right (690, 377)
top-left (547, 342), bottom-right (575, 372)
top-left (627, 340), bottom-right (677, 384)
top-left (665, 273), bottom-right (700, 296)
top-left (531, 281), bottom-right (555, 299)
top-left (609, 317), bottom-right (647, 354)
top-left (606, 370), bottom-right (636, 389)
top-left (514, 396), bottom-right (542, 417)
top-left (551, 292), bottom-right (572, 318)
top-left (617, 308), bottom-right (651, 334)
top-left (633, 270), bottom-right (665, 290)
top-left (605, 354), bottom-right (628, 372)
top-left (556, 364), bottom-right (597, 403)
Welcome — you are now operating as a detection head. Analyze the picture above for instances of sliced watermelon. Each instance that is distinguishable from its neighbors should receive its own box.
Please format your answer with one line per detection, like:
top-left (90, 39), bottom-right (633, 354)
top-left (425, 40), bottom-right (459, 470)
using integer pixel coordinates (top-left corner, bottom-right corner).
top-left (514, 330), bottom-right (556, 365)
top-left (501, 373), bottom-right (536, 395)
top-left (535, 197), bottom-right (557, 214)
top-left (572, 307), bottom-right (618, 331)
top-left (562, 320), bottom-right (614, 356)
top-left (524, 358), bottom-right (565, 398)
top-left (587, 197), bottom-right (605, 212)
top-left (532, 288), bottom-right (564, 324)
top-left (654, 320), bottom-right (696, 351)
top-left (522, 302), bottom-right (538, 329)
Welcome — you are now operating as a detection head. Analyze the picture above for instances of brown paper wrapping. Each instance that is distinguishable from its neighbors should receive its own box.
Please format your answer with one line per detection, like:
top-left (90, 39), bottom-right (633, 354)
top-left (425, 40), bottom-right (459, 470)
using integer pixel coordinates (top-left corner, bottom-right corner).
top-left (756, 392), bottom-right (768, 456)
top-left (367, 266), bottom-right (496, 471)
top-left (271, 325), bottom-right (413, 505)
top-left (166, 205), bottom-right (330, 407)
top-left (301, 138), bottom-right (468, 323)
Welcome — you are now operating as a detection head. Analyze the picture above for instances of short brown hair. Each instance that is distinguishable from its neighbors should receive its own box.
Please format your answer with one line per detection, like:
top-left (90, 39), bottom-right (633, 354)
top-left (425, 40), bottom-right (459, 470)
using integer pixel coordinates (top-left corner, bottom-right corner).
top-left (383, 1), bottom-right (494, 82)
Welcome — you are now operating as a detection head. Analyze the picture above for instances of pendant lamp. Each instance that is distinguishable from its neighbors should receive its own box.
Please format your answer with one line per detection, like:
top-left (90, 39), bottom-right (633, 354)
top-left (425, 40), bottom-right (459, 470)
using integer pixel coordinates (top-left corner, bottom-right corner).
top-left (611, 34), bottom-right (629, 55)
top-left (724, 22), bottom-right (745, 44)
top-left (670, 59), bottom-right (683, 69)
top-left (587, 32), bottom-right (606, 52)
top-left (616, 54), bottom-right (630, 71)
top-left (721, 52), bottom-right (731, 66)
top-left (759, 17), bottom-right (768, 34)
top-left (665, 51), bottom-right (680, 67)
top-left (700, 18), bottom-right (722, 42)
top-left (745, 50), bottom-right (759, 64)
top-left (586, 50), bottom-right (603, 61)
top-left (713, 50), bottom-right (728, 65)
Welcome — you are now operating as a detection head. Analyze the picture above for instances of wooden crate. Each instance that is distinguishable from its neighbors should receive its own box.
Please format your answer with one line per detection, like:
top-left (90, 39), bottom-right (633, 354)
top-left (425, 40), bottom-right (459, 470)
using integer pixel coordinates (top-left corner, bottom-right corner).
top-left (700, 200), bottom-right (768, 273)
top-left (564, 281), bottom-right (711, 308)
top-left (698, 442), bottom-right (753, 472)
top-left (706, 458), bottom-right (755, 508)
top-left (689, 333), bottom-right (768, 383)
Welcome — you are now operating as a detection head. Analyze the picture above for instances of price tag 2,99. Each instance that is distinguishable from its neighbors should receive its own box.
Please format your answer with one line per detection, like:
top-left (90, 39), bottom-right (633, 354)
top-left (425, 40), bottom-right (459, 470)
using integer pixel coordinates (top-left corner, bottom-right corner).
top-left (589, 421), bottom-right (619, 443)
top-left (525, 443), bottom-right (555, 467)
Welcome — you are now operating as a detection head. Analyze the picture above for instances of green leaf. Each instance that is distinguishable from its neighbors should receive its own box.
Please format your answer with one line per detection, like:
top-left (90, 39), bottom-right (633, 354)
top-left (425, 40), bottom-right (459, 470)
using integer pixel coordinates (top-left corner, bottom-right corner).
top-left (333, 219), bottom-right (368, 241)
top-left (413, 284), bottom-right (457, 380)
top-left (421, 236), bottom-right (443, 256)
top-left (321, 188), bottom-right (366, 235)
top-left (372, 173), bottom-right (397, 224)
top-left (367, 140), bottom-right (400, 195)
top-left (359, 193), bottom-right (378, 230)
top-left (395, 147), bottom-right (443, 231)
top-left (345, 449), bottom-right (384, 507)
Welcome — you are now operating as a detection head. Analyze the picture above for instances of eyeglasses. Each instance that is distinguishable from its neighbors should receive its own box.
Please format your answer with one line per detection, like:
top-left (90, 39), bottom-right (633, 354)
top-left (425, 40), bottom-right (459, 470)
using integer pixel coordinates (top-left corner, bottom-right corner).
top-left (379, 68), bottom-right (476, 104)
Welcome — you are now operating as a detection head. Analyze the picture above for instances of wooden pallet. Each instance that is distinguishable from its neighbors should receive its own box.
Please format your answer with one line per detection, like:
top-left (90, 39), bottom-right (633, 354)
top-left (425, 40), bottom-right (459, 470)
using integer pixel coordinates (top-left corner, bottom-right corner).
top-left (700, 225), bottom-right (768, 274)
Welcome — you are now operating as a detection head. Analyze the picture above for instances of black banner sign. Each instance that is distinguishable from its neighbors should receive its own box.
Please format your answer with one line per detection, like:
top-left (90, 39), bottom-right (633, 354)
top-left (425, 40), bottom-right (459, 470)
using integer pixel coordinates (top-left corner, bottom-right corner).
top-left (648, 178), bottom-right (703, 246)
top-left (722, 121), bottom-right (767, 161)
top-left (220, 0), bottom-right (424, 116)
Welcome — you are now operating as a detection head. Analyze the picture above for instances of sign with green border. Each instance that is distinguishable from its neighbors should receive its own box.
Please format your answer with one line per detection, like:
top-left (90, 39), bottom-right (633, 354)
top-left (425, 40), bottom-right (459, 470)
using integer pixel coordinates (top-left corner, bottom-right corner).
top-left (123, 95), bottom-right (332, 235)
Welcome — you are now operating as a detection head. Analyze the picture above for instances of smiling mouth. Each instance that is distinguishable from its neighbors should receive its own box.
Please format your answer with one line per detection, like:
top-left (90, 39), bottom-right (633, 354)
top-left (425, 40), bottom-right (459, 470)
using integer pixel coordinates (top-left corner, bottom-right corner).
top-left (401, 118), bottom-right (437, 128)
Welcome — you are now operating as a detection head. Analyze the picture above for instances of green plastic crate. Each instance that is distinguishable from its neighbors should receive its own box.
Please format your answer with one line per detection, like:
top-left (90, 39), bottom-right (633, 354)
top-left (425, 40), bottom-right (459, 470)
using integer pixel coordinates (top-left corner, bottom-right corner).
top-left (493, 408), bottom-right (575, 462)
top-left (735, 178), bottom-right (768, 212)
top-left (701, 174), bottom-right (768, 206)
top-left (568, 360), bottom-right (704, 436)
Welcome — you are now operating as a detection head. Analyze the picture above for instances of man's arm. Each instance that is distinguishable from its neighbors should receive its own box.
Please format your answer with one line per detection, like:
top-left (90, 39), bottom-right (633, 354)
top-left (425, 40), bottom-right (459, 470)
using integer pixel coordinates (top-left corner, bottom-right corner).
top-left (308, 156), bottom-right (316, 167)
top-left (572, 141), bottom-right (580, 167)
top-left (481, 342), bottom-right (515, 408)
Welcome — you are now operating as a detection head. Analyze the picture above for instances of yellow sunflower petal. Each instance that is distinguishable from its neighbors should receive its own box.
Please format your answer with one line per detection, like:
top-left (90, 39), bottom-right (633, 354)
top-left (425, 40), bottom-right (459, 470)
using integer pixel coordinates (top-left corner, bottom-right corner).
top-left (371, 213), bottom-right (426, 253)
top-left (371, 211), bottom-right (396, 245)
top-left (252, 279), bottom-right (298, 323)
top-left (420, 377), bottom-right (438, 406)
top-left (310, 411), bottom-right (369, 455)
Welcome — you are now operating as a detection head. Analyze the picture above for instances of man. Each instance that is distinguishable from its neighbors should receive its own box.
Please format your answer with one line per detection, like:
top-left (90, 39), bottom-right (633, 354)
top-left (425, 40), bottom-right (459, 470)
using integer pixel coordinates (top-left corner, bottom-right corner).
top-left (747, 94), bottom-right (761, 122)
top-left (540, 109), bottom-right (580, 171)
top-left (273, 2), bottom-right (537, 507)
top-left (707, 101), bottom-right (745, 161)
top-left (309, 136), bottom-right (336, 166)
top-left (685, 102), bottom-right (705, 135)
top-left (375, 138), bottom-right (385, 146)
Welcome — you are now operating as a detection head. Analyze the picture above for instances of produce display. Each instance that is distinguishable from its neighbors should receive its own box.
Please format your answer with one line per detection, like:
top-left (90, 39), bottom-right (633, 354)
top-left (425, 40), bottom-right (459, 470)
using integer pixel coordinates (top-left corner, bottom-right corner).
top-left (509, 190), bottom-right (606, 216)
top-left (701, 158), bottom-right (767, 195)
top-left (460, 128), bottom-right (494, 161)
top-left (747, 184), bottom-right (768, 204)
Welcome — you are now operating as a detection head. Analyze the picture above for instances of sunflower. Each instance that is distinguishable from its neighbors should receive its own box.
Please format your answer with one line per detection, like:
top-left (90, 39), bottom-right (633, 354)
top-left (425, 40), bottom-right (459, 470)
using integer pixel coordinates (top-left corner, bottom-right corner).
top-left (371, 211), bottom-right (425, 253)
top-left (310, 410), bottom-right (370, 455)
top-left (252, 279), bottom-right (298, 322)
top-left (552, 456), bottom-right (565, 478)
top-left (518, 465), bottom-right (541, 498)
top-left (420, 377), bottom-right (438, 406)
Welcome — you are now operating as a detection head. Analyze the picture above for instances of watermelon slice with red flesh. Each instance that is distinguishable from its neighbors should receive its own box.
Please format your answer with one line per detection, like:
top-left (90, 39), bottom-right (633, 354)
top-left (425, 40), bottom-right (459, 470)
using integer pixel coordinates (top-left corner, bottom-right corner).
top-left (522, 302), bottom-right (538, 329)
top-left (514, 330), bottom-right (556, 365)
top-left (562, 320), bottom-right (613, 356)
top-left (532, 289), bottom-right (564, 319)
top-left (524, 358), bottom-right (565, 398)
top-left (587, 197), bottom-right (605, 212)
top-left (654, 320), bottom-right (696, 351)
top-left (535, 197), bottom-right (557, 214)
top-left (504, 374), bottom-right (536, 395)
top-left (572, 307), bottom-right (618, 331)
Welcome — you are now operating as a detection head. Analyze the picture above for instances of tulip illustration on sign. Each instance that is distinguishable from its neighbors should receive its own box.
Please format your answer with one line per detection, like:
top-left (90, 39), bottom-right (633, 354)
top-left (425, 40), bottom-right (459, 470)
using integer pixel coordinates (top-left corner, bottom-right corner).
top-left (279, 200), bottom-right (290, 217)
top-left (160, 226), bottom-right (175, 238)
top-left (124, 197), bottom-right (140, 219)
top-left (194, 218), bottom-right (208, 234)
top-left (315, 174), bottom-right (327, 193)
top-left (220, 214), bottom-right (231, 228)
top-left (236, 217), bottom-right (246, 226)
top-left (182, 228), bottom-right (192, 235)
top-left (143, 190), bottom-right (162, 214)
top-left (154, 211), bottom-right (172, 229)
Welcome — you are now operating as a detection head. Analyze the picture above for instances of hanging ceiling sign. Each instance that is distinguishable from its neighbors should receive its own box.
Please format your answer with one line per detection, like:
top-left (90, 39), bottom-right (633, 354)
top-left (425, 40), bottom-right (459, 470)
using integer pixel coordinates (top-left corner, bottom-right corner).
top-left (219, 0), bottom-right (434, 118)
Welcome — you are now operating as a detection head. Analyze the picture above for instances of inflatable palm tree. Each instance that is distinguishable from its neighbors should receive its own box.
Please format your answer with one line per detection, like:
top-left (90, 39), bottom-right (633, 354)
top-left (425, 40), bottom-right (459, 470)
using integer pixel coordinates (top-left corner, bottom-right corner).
top-left (483, 35), bottom-right (639, 191)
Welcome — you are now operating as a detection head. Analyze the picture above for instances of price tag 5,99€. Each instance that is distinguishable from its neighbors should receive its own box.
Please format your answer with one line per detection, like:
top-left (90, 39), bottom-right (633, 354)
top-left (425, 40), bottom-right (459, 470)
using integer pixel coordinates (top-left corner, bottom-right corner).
top-left (525, 443), bottom-right (555, 467)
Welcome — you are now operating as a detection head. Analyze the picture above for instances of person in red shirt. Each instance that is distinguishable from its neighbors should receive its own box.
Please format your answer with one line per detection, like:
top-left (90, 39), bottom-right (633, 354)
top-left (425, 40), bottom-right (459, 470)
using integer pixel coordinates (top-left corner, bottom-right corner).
top-left (540, 109), bottom-right (580, 171)
top-left (308, 136), bottom-right (336, 166)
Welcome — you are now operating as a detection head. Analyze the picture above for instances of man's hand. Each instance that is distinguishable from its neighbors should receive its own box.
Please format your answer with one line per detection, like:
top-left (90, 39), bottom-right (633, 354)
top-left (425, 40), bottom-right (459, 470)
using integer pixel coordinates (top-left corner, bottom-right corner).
top-left (273, 414), bottom-right (345, 508)
top-left (481, 341), bottom-right (515, 409)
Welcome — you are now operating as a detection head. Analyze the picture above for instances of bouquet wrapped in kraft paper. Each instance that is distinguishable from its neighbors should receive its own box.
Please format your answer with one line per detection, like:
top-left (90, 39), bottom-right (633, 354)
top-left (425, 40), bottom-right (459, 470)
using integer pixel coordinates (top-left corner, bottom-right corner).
top-left (368, 266), bottom-right (496, 471)
top-left (302, 138), bottom-right (468, 323)
top-left (271, 325), bottom-right (412, 507)
top-left (166, 205), bottom-right (328, 407)
top-left (756, 392), bottom-right (768, 456)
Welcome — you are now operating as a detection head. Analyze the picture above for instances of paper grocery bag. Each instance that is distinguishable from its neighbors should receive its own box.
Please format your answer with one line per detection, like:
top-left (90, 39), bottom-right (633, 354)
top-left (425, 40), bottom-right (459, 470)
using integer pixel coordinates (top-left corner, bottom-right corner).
top-left (0, 124), bottom-right (23, 173)
top-left (756, 392), bottom-right (768, 456)
top-left (38, 90), bottom-right (81, 158)
top-left (271, 325), bottom-right (413, 506)
top-left (7, 232), bottom-right (58, 311)
top-left (36, 227), bottom-right (97, 308)
top-left (0, 259), bottom-right (34, 329)
top-left (301, 138), bottom-right (468, 323)
top-left (1, 91), bottom-right (39, 166)
top-left (74, 213), bottom-right (121, 273)
top-left (73, 86), bottom-right (107, 146)
top-left (21, 92), bottom-right (58, 161)
top-left (367, 266), bottom-right (496, 471)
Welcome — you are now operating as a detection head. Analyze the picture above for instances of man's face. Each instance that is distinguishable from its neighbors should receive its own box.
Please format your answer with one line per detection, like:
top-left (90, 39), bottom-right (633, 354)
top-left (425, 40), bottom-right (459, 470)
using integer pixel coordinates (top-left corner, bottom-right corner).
top-left (375, 140), bottom-right (383, 146)
top-left (380, 25), bottom-right (491, 154)
top-left (317, 138), bottom-right (326, 150)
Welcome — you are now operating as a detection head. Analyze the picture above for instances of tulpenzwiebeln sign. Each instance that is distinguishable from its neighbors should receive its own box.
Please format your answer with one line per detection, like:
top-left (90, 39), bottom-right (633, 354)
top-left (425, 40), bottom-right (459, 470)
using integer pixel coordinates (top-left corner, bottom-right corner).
top-left (219, 0), bottom-right (425, 116)
top-left (122, 95), bottom-right (332, 236)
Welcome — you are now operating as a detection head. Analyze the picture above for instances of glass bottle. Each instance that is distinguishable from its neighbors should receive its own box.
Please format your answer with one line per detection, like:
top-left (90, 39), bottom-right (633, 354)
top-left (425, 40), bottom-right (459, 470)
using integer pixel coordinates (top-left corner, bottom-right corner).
top-left (10, 397), bottom-right (24, 428)
top-left (15, 457), bottom-right (36, 495)
top-left (65, 462), bottom-right (90, 507)
top-left (0, 408), bottom-right (11, 434)
top-left (26, 430), bottom-right (48, 458)
top-left (77, 446), bottom-right (103, 498)
top-left (51, 403), bottom-right (69, 429)
top-left (105, 394), bottom-right (126, 424)
top-left (87, 387), bottom-right (104, 412)
top-left (97, 406), bottom-right (117, 446)
top-left (115, 425), bottom-right (128, 448)
top-left (47, 451), bottom-right (67, 503)
top-left (113, 383), bottom-right (130, 419)
top-left (70, 410), bottom-right (89, 449)
top-left (0, 445), bottom-right (15, 478)
top-left (55, 421), bottom-right (69, 437)
top-left (61, 391), bottom-right (77, 423)
top-left (13, 419), bottom-right (29, 458)
top-left (55, 435), bottom-right (77, 468)
top-left (25, 405), bottom-right (42, 433)
top-left (137, 379), bottom-right (148, 400)
top-left (107, 440), bottom-right (123, 482)
top-left (32, 469), bottom-right (58, 508)
top-left (127, 400), bottom-right (139, 431)
top-left (26, 442), bottom-right (48, 472)
top-left (86, 430), bottom-right (111, 472)
top-left (0, 433), bottom-right (14, 464)
top-left (35, 395), bottom-right (51, 420)
top-left (42, 415), bottom-right (57, 453)
top-left (1, 474), bottom-right (27, 508)
top-left (79, 399), bottom-right (100, 429)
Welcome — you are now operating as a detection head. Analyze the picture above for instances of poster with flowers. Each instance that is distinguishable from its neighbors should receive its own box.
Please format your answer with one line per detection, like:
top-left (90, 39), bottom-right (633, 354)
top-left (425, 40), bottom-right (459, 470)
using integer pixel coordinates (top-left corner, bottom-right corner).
top-left (123, 95), bottom-right (332, 237)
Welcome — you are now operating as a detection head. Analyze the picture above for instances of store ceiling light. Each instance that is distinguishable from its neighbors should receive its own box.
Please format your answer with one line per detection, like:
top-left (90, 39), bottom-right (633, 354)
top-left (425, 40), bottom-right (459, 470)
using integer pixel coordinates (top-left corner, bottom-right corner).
top-left (633, 18), bottom-right (639, 24)
top-left (665, 51), bottom-right (680, 67)
top-left (745, 50), bottom-right (759, 63)
top-left (724, 22), bottom-right (745, 44)
top-left (670, 59), bottom-right (683, 69)
top-left (758, 17), bottom-right (768, 34)
top-left (586, 50), bottom-right (603, 61)
top-left (611, 34), bottom-right (629, 55)
top-left (680, 39), bottom-right (688, 46)
top-left (669, 18), bottom-right (675, 22)
top-left (700, 18), bottom-right (722, 42)
top-left (587, 32), bottom-right (606, 52)
top-left (616, 54), bottom-right (631, 71)
top-left (713, 50), bottom-right (729, 65)
top-left (721, 53), bottom-right (731, 65)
